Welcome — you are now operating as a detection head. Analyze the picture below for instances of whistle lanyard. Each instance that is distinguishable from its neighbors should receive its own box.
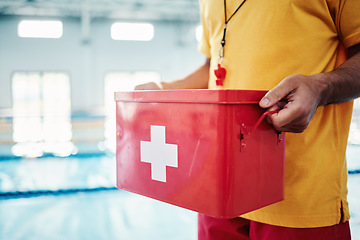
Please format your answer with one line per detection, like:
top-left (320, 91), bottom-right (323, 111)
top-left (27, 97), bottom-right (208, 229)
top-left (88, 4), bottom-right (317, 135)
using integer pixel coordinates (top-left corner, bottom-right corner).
top-left (215, 0), bottom-right (248, 86)
top-left (219, 0), bottom-right (248, 62)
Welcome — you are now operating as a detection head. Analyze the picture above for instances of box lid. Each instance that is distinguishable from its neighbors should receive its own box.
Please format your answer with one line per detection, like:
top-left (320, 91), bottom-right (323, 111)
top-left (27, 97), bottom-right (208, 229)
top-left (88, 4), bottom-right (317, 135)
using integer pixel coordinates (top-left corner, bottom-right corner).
top-left (114, 89), bottom-right (267, 104)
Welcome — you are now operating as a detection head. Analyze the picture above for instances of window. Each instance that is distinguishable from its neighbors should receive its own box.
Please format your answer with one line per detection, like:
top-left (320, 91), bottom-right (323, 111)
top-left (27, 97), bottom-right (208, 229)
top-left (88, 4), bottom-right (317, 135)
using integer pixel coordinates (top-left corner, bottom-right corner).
top-left (111, 22), bottom-right (154, 41)
top-left (18, 20), bottom-right (63, 39)
top-left (196, 25), bottom-right (203, 42)
top-left (11, 72), bottom-right (73, 157)
top-left (103, 72), bottom-right (161, 152)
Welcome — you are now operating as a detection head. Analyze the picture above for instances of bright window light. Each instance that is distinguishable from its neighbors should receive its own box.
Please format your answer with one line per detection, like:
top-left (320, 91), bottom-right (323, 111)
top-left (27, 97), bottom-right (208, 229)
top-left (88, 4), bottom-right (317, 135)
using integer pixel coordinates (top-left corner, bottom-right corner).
top-left (18, 20), bottom-right (63, 38)
top-left (196, 25), bottom-right (203, 42)
top-left (111, 22), bottom-right (154, 41)
top-left (103, 71), bottom-right (161, 152)
top-left (11, 72), bottom-right (73, 157)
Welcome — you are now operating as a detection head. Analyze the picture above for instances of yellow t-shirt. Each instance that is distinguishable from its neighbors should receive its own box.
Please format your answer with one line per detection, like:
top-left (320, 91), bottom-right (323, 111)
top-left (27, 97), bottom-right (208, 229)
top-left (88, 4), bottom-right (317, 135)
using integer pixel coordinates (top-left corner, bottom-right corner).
top-left (199, 0), bottom-right (360, 228)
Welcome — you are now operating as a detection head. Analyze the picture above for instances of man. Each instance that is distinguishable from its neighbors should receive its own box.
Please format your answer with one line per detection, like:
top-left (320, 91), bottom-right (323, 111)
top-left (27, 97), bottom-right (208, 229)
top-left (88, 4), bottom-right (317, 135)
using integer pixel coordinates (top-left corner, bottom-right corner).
top-left (137, 0), bottom-right (360, 239)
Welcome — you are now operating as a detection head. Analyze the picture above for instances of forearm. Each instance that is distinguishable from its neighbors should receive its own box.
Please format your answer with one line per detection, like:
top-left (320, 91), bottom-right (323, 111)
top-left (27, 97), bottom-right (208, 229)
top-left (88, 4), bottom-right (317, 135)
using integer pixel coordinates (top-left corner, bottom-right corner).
top-left (317, 43), bottom-right (360, 106)
top-left (259, 43), bottom-right (360, 133)
top-left (161, 58), bottom-right (210, 89)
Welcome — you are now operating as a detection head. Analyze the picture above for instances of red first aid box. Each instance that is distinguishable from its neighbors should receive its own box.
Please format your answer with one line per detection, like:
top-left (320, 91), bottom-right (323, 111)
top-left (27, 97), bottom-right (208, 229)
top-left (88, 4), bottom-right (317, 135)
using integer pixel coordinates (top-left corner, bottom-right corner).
top-left (115, 89), bottom-right (285, 218)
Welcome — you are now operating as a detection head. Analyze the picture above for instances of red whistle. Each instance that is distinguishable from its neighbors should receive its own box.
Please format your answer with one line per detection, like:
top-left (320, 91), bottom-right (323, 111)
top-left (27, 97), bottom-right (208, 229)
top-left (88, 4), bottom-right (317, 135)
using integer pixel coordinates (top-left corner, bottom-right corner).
top-left (214, 64), bottom-right (226, 86)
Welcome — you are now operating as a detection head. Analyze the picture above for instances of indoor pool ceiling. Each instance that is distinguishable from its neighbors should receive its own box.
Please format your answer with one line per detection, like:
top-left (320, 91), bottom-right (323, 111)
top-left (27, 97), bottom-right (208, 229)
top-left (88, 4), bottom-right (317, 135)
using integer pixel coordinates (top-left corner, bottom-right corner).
top-left (0, 0), bottom-right (200, 22)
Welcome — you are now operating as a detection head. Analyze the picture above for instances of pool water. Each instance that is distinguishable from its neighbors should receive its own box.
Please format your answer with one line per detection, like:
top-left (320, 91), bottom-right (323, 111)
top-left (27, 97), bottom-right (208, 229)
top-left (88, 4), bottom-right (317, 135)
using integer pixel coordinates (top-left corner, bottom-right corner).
top-left (0, 147), bottom-right (359, 240)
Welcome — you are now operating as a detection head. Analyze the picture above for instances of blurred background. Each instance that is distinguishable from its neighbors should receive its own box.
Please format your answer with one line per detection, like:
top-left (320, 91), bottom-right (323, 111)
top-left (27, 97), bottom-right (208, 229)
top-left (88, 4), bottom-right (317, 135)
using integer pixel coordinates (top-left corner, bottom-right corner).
top-left (0, 0), bottom-right (359, 239)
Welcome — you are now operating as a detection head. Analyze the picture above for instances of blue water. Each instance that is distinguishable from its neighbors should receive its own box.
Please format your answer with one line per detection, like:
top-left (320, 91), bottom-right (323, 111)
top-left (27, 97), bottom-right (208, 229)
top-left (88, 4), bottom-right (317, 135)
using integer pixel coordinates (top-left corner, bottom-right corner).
top-left (0, 154), bottom-right (197, 240)
top-left (0, 155), bottom-right (116, 194)
top-left (0, 147), bottom-right (359, 240)
top-left (0, 191), bottom-right (197, 240)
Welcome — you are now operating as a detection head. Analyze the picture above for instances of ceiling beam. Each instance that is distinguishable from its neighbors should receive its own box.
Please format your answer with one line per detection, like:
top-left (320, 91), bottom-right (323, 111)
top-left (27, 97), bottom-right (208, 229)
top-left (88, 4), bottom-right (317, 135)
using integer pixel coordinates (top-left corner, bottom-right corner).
top-left (0, 0), bottom-right (200, 22)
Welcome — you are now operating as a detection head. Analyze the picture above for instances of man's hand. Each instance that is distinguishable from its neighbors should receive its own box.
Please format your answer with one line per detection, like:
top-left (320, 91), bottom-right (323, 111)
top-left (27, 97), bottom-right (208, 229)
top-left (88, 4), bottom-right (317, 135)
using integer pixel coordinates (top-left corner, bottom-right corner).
top-left (134, 58), bottom-right (211, 90)
top-left (259, 43), bottom-right (360, 133)
top-left (135, 82), bottom-right (163, 90)
top-left (259, 74), bottom-right (326, 133)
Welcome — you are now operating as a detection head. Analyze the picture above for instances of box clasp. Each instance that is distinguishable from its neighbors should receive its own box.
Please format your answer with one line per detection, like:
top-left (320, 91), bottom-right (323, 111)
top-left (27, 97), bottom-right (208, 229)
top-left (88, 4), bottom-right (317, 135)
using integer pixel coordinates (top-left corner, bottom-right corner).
top-left (240, 110), bottom-right (280, 152)
top-left (277, 131), bottom-right (284, 145)
top-left (240, 123), bottom-right (248, 152)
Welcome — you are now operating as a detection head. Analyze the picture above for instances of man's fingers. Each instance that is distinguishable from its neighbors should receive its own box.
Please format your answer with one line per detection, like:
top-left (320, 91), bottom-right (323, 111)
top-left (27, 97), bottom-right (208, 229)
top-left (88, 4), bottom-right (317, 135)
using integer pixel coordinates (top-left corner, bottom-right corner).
top-left (259, 75), bottom-right (299, 109)
top-left (259, 74), bottom-right (322, 133)
top-left (267, 101), bottom-right (310, 133)
top-left (260, 87), bottom-right (289, 108)
top-left (134, 82), bottom-right (163, 90)
top-left (268, 104), bottom-right (293, 129)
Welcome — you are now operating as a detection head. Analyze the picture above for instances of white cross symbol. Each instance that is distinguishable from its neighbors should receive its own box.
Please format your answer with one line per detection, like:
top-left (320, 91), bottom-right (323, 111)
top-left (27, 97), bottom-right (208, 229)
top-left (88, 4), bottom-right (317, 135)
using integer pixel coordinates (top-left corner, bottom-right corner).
top-left (140, 125), bottom-right (178, 182)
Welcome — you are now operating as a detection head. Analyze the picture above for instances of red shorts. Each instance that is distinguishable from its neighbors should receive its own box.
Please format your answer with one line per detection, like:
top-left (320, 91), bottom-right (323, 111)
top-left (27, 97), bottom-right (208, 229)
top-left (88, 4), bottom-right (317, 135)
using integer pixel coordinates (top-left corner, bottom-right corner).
top-left (198, 214), bottom-right (351, 240)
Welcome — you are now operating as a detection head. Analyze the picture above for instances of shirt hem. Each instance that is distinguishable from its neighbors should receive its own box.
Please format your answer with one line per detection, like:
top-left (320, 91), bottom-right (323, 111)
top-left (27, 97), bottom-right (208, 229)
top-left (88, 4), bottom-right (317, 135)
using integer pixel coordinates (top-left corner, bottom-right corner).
top-left (240, 212), bottom-right (349, 228)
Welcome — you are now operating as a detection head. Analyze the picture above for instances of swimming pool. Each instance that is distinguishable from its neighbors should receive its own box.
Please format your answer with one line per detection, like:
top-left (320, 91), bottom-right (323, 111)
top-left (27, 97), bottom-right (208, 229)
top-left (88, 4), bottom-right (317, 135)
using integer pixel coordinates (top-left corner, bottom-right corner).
top-left (0, 153), bottom-right (197, 240)
top-left (0, 148), bottom-right (359, 240)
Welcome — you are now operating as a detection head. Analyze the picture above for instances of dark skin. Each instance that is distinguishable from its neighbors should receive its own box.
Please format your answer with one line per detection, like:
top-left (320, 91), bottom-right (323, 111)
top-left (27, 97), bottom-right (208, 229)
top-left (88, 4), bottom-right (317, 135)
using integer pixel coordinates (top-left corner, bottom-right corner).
top-left (260, 43), bottom-right (360, 133)
top-left (136, 43), bottom-right (360, 133)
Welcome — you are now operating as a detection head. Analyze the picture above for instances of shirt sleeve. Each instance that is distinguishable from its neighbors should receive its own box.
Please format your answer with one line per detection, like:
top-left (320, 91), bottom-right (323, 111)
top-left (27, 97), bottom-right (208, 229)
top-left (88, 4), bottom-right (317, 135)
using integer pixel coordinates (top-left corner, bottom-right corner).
top-left (339, 0), bottom-right (360, 48)
top-left (197, 0), bottom-right (211, 58)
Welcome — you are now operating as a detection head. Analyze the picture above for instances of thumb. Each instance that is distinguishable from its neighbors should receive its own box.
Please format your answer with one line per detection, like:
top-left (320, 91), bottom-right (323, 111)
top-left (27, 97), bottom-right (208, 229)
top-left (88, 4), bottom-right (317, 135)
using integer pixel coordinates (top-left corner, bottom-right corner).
top-left (259, 80), bottom-right (295, 108)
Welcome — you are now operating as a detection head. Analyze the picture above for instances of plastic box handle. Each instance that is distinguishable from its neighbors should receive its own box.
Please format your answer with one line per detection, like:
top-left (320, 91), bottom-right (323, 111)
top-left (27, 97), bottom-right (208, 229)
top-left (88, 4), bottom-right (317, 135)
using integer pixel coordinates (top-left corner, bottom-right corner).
top-left (241, 110), bottom-right (279, 139)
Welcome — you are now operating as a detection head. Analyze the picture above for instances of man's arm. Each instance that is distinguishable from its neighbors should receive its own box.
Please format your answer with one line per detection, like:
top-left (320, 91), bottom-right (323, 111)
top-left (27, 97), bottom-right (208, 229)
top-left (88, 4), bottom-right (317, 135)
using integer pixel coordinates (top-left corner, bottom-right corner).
top-left (135, 58), bottom-right (210, 90)
top-left (259, 43), bottom-right (360, 133)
